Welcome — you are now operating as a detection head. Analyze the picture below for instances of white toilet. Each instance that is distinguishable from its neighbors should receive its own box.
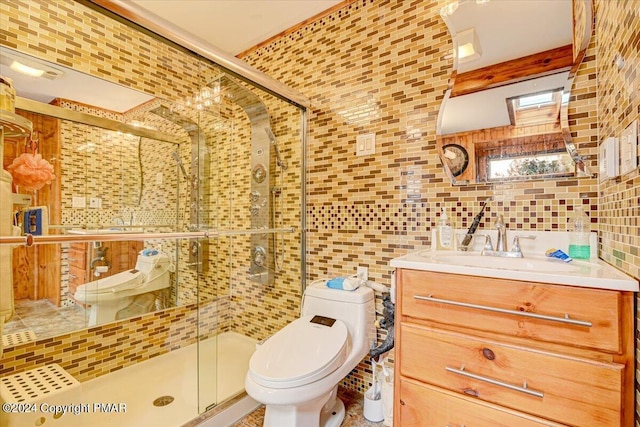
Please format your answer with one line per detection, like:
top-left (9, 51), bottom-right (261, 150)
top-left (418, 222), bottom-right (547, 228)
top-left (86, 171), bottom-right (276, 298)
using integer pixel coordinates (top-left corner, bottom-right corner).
top-left (245, 280), bottom-right (375, 427)
top-left (74, 252), bottom-right (171, 326)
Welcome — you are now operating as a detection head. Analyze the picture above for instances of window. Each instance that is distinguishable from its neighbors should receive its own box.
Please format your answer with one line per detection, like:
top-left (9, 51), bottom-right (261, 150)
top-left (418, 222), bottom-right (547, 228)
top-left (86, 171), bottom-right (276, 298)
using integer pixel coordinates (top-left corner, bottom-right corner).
top-left (488, 151), bottom-right (574, 180)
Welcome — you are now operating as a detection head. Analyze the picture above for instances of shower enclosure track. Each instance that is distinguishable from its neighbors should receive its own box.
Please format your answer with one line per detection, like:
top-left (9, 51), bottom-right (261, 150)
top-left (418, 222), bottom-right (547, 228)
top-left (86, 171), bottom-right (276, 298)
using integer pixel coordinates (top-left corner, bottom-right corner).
top-left (0, 227), bottom-right (295, 246)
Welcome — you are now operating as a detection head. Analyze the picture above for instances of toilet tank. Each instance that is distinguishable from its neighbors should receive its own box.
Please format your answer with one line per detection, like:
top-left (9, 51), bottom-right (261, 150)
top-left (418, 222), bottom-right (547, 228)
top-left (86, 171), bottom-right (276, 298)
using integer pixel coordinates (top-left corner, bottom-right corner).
top-left (301, 281), bottom-right (375, 347)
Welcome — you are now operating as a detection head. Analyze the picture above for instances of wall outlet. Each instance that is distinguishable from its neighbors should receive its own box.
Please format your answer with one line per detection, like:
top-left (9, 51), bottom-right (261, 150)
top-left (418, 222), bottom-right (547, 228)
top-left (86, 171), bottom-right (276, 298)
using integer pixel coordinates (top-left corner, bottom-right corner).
top-left (156, 172), bottom-right (163, 185)
top-left (72, 196), bottom-right (86, 208)
top-left (357, 266), bottom-right (368, 281)
top-left (356, 133), bottom-right (375, 156)
top-left (619, 119), bottom-right (638, 176)
top-left (89, 197), bottom-right (102, 209)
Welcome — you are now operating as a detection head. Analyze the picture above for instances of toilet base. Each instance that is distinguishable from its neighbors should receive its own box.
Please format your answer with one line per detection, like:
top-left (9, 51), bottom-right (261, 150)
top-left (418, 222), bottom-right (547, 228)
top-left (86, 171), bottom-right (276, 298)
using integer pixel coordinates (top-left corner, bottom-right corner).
top-left (85, 292), bottom-right (159, 326)
top-left (86, 295), bottom-right (136, 326)
top-left (320, 394), bottom-right (345, 427)
top-left (262, 385), bottom-right (345, 427)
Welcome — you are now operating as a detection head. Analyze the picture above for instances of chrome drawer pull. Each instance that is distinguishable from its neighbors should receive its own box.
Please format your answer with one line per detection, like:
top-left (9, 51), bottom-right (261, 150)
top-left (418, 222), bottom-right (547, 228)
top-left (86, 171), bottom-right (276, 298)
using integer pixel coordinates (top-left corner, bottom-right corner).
top-left (446, 365), bottom-right (544, 398)
top-left (415, 294), bottom-right (592, 327)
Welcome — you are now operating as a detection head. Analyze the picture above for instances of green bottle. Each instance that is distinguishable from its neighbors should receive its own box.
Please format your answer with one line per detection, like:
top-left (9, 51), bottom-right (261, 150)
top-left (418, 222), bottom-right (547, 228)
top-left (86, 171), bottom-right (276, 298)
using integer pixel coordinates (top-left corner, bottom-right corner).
top-left (568, 207), bottom-right (590, 259)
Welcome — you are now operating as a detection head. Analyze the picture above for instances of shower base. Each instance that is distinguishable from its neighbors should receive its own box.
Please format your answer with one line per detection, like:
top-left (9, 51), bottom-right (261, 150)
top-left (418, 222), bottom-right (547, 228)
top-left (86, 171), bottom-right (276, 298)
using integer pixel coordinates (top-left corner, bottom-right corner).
top-left (0, 331), bottom-right (259, 427)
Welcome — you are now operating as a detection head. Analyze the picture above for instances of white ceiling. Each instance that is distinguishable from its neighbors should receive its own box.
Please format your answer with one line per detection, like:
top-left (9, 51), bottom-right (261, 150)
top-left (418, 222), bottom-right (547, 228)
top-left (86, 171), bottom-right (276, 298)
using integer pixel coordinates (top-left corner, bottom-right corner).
top-left (128, 0), bottom-right (343, 56)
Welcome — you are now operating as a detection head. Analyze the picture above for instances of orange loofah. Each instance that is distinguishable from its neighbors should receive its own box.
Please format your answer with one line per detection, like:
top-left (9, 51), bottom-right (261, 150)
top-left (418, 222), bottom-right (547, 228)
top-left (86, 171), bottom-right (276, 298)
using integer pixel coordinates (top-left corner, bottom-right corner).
top-left (7, 152), bottom-right (56, 190)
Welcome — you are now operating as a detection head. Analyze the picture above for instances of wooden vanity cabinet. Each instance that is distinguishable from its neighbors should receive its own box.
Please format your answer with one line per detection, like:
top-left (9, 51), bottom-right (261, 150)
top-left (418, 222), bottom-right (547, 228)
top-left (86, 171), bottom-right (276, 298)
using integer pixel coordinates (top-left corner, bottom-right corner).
top-left (394, 269), bottom-right (635, 427)
top-left (68, 242), bottom-right (88, 303)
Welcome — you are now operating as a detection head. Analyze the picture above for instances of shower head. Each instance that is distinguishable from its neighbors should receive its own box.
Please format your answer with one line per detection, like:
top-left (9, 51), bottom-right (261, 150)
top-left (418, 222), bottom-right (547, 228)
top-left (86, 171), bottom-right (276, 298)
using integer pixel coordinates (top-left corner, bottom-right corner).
top-left (171, 151), bottom-right (189, 180)
top-left (264, 127), bottom-right (288, 171)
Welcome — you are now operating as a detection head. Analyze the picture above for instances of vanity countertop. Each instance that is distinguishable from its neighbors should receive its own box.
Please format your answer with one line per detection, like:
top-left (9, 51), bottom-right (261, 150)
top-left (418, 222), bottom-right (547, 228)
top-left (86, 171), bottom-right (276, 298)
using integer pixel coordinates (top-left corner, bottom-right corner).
top-left (390, 231), bottom-right (638, 292)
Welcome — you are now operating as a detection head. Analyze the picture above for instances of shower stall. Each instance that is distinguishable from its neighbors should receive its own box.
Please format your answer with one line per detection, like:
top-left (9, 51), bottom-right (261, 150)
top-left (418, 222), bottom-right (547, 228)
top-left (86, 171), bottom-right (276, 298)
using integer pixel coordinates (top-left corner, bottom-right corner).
top-left (0, 0), bottom-right (308, 422)
top-left (0, 71), bottom-right (305, 427)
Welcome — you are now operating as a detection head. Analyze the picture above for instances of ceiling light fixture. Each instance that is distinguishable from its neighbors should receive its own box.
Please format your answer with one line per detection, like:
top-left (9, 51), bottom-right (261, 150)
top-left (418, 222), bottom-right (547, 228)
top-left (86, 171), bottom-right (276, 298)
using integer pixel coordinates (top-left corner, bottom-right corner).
top-left (10, 61), bottom-right (45, 78)
top-left (457, 28), bottom-right (482, 63)
top-left (440, 0), bottom-right (490, 18)
top-left (440, 0), bottom-right (459, 17)
top-left (0, 48), bottom-right (65, 80)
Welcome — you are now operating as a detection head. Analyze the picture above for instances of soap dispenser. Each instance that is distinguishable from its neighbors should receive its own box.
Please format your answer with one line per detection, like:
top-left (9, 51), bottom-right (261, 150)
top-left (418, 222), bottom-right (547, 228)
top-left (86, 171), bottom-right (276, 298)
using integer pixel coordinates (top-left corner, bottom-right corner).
top-left (435, 207), bottom-right (453, 250)
top-left (568, 206), bottom-right (590, 259)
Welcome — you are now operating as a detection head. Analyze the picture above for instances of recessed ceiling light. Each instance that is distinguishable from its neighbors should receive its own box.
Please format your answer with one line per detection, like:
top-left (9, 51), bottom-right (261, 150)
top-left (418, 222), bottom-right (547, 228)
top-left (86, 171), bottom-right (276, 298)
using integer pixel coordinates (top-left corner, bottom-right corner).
top-left (457, 28), bottom-right (482, 63)
top-left (10, 60), bottom-right (45, 77)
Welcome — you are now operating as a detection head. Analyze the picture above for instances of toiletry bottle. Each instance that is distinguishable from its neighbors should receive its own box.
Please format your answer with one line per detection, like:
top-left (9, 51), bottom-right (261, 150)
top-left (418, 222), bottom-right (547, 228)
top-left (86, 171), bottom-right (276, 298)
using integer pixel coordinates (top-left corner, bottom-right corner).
top-left (436, 207), bottom-right (453, 250)
top-left (568, 206), bottom-right (590, 259)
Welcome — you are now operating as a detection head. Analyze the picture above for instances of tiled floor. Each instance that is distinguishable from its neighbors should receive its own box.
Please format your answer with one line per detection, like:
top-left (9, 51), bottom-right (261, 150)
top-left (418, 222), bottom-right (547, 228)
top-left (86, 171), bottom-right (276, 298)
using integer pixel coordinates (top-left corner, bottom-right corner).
top-left (2, 298), bottom-right (87, 340)
top-left (231, 387), bottom-right (387, 427)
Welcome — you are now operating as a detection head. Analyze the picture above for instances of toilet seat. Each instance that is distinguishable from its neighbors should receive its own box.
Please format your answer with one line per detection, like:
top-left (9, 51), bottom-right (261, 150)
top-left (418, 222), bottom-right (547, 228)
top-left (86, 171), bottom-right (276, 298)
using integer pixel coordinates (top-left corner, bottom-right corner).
top-left (249, 315), bottom-right (349, 389)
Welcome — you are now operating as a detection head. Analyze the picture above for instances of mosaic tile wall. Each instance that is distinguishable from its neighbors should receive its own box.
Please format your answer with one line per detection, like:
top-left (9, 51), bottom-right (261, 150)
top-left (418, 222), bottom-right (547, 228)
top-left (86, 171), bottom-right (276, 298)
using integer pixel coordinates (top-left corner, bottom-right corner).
top-left (594, 0), bottom-right (640, 280)
top-left (592, 0), bottom-right (640, 421)
top-left (241, 0), bottom-right (602, 393)
top-left (57, 99), bottom-right (181, 229)
top-left (53, 100), bottom-right (181, 307)
top-left (0, 297), bottom-right (227, 382)
top-left (0, 0), bottom-right (304, 391)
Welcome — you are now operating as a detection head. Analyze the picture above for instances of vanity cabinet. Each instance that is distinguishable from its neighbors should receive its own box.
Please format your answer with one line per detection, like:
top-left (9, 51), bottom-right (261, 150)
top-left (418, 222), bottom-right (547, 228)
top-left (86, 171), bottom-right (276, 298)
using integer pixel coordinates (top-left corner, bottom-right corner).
top-left (394, 269), bottom-right (634, 427)
top-left (68, 243), bottom-right (88, 303)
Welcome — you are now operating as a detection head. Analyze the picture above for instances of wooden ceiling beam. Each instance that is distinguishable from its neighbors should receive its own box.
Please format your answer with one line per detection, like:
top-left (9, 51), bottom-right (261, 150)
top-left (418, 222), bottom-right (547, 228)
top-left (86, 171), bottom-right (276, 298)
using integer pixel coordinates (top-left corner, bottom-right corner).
top-left (451, 44), bottom-right (574, 98)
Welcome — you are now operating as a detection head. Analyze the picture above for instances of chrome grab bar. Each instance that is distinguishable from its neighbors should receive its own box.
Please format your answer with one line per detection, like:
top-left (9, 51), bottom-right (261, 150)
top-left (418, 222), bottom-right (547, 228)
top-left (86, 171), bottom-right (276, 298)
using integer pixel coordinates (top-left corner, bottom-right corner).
top-left (446, 365), bottom-right (544, 398)
top-left (414, 294), bottom-right (592, 327)
top-left (0, 227), bottom-right (296, 247)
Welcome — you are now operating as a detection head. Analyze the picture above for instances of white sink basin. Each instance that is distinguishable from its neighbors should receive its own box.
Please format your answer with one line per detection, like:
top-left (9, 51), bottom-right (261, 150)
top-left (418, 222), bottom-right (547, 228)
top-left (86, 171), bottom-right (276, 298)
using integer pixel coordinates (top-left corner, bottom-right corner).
top-left (391, 231), bottom-right (638, 291)
top-left (425, 252), bottom-right (600, 273)
top-left (68, 228), bottom-right (143, 235)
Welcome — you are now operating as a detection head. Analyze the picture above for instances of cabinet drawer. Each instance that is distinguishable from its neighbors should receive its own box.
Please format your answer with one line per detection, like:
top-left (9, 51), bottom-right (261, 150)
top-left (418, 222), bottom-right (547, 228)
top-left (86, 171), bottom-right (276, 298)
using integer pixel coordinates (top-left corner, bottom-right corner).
top-left (68, 248), bottom-right (87, 269)
top-left (400, 324), bottom-right (624, 427)
top-left (68, 266), bottom-right (86, 288)
top-left (399, 379), bottom-right (566, 427)
top-left (399, 269), bottom-right (622, 353)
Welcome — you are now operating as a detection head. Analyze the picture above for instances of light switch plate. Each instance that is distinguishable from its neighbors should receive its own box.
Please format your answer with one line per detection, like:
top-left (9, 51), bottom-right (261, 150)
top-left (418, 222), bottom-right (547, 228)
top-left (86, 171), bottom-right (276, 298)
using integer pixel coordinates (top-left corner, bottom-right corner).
top-left (72, 196), bottom-right (86, 208)
top-left (356, 133), bottom-right (375, 156)
top-left (599, 136), bottom-right (619, 181)
top-left (619, 119), bottom-right (638, 176)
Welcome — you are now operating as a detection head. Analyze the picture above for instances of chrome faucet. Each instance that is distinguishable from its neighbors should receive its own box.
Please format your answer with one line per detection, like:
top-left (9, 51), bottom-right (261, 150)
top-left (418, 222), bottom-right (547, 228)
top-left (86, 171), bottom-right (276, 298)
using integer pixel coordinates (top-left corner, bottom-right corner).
top-left (495, 214), bottom-right (507, 252)
top-left (480, 214), bottom-right (536, 258)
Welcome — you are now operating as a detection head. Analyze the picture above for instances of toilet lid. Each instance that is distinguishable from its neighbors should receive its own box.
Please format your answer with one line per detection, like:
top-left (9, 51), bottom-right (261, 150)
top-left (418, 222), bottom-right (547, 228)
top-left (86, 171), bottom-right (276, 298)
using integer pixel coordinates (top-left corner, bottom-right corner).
top-left (75, 269), bottom-right (143, 295)
top-left (249, 315), bottom-right (348, 389)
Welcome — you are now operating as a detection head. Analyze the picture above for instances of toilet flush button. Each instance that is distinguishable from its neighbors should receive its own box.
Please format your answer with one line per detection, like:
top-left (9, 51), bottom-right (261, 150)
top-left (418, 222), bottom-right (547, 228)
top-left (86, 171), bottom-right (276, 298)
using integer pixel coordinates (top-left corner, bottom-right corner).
top-left (310, 315), bottom-right (336, 327)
